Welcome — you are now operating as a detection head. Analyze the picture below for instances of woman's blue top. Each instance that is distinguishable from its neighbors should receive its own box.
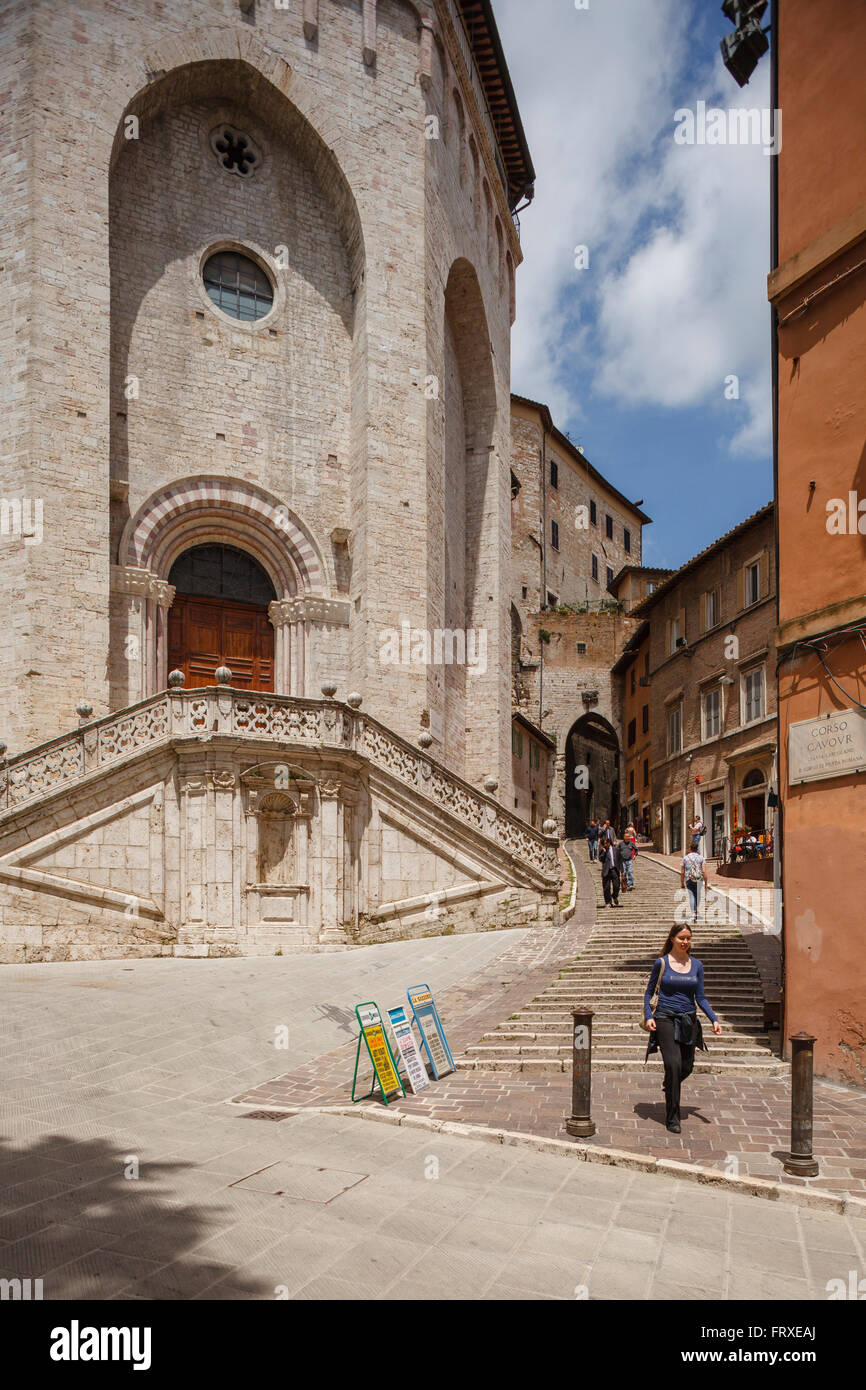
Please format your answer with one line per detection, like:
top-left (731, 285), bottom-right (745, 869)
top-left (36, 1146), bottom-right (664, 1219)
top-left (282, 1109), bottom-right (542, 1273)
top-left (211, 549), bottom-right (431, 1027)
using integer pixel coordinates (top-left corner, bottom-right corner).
top-left (644, 955), bottom-right (717, 1024)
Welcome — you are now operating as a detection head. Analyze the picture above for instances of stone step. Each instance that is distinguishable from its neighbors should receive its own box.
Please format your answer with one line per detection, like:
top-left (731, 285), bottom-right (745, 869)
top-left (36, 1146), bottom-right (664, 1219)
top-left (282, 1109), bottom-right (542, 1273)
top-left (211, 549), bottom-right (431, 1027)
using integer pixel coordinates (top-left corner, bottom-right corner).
top-left (561, 956), bottom-right (762, 964)
top-left (481, 1028), bottom-right (774, 1045)
top-left (552, 983), bottom-right (763, 993)
top-left (493, 1018), bottom-right (772, 1034)
top-left (514, 1009), bottom-right (765, 1024)
top-left (465, 1043), bottom-right (773, 1060)
top-left (563, 951), bottom-right (763, 959)
top-left (541, 983), bottom-right (763, 995)
top-left (570, 950), bottom-right (760, 957)
top-left (568, 946), bottom-right (758, 953)
top-left (532, 995), bottom-right (764, 1007)
top-left (569, 937), bottom-right (757, 945)
top-left (519, 1000), bottom-right (764, 1012)
top-left (562, 951), bottom-right (763, 960)
top-left (571, 933), bottom-right (759, 939)
top-left (456, 1057), bottom-right (788, 1076)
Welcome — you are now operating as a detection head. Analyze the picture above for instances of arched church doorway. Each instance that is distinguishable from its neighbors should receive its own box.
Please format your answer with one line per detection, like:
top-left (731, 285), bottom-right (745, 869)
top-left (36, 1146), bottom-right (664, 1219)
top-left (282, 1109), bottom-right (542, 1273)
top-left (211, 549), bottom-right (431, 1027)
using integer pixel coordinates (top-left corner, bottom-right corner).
top-left (565, 713), bottom-right (620, 838)
top-left (167, 544), bottom-right (276, 690)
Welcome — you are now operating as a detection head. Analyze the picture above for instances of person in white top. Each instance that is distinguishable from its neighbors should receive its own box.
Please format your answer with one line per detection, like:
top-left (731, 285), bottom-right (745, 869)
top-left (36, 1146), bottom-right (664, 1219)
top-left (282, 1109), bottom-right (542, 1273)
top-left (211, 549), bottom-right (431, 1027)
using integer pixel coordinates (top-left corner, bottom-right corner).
top-left (680, 848), bottom-right (709, 923)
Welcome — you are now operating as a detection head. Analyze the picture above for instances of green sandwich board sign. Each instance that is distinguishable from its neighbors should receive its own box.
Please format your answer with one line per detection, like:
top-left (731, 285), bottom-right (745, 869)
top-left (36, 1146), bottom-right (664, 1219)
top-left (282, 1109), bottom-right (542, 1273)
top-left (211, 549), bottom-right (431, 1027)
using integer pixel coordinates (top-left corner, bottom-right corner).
top-left (352, 1001), bottom-right (405, 1106)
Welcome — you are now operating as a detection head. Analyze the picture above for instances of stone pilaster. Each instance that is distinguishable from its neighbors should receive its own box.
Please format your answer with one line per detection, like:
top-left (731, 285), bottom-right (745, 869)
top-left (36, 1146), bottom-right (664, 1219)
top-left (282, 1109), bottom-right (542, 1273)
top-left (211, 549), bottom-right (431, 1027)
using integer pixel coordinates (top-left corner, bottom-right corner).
top-left (318, 777), bottom-right (345, 944)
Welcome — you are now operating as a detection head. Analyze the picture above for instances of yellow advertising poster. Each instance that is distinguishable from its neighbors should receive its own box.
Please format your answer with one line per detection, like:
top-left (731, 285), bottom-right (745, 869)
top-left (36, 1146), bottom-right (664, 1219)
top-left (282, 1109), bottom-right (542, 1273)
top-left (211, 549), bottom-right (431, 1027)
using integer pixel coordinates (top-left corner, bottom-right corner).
top-left (364, 1023), bottom-right (401, 1096)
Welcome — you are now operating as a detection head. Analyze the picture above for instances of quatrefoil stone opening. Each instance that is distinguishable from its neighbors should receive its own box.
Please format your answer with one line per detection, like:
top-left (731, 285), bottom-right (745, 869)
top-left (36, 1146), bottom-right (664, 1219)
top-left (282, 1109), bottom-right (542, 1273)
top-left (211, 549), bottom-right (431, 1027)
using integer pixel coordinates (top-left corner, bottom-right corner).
top-left (209, 125), bottom-right (262, 178)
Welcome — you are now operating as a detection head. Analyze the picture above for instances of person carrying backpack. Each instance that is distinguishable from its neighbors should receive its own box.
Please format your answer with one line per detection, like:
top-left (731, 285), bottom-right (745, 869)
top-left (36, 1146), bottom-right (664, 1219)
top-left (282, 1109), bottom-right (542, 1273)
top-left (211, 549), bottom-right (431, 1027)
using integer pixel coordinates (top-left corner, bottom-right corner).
top-left (620, 824), bottom-right (637, 891)
top-left (680, 846), bottom-right (708, 923)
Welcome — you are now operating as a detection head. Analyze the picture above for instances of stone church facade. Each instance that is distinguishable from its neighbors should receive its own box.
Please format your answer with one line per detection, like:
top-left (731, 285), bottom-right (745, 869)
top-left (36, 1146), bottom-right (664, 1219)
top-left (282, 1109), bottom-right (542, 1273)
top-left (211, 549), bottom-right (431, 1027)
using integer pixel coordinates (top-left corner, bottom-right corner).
top-left (0, 0), bottom-right (561, 960)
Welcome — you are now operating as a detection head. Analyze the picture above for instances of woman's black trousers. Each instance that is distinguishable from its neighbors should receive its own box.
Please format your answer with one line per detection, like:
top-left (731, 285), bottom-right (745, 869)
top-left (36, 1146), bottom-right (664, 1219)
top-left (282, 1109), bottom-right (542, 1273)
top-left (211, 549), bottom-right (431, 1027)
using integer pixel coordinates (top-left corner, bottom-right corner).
top-left (655, 1014), bottom-right (696, 1125)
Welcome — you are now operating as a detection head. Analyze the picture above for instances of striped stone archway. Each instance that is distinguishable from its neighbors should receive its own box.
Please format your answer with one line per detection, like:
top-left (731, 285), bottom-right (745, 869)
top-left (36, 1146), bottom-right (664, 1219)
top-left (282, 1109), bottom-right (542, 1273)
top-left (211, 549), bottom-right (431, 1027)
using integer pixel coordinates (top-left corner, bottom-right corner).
top-left (116, 477), bottom-right (333, 697)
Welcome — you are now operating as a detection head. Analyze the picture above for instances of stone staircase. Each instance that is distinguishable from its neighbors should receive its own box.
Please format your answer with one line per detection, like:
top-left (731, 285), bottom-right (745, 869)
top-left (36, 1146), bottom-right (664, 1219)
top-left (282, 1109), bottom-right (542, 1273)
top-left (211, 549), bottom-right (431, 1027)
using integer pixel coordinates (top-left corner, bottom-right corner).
top-left (459, 853), bottom-right (785, 1076)
top-left (0, 687), bottom-right (559, 962)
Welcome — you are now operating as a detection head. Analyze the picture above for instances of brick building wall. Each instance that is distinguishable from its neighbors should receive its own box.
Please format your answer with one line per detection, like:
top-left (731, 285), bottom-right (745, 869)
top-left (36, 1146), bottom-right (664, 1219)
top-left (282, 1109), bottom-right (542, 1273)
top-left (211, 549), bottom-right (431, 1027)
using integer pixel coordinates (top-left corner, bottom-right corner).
top-left (640, 506), bottom-right (777, 854)
top-left (510, 714), bottom-right (553, 827)
top-left (515, 609), bottom-right (640, 833)
top-left (616, 625), bottom-right (652, 834)
top-left (510, 399), bottom-right (643, 619)
top-left (509, 398), bottom-right (646, 833)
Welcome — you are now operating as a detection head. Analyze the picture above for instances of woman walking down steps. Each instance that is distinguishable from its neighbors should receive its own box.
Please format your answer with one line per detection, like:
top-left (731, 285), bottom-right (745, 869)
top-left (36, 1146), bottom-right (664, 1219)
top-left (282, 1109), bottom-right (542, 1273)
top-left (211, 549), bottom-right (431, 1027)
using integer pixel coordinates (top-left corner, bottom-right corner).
top-left (644, 924), bottom-right (722, 1133)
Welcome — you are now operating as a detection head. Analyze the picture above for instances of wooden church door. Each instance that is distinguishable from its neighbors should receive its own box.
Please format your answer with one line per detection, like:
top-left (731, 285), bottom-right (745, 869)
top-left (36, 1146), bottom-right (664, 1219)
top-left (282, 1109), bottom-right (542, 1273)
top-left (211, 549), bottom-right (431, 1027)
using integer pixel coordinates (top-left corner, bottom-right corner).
top-left (166, 544), bottom-right (276, 692)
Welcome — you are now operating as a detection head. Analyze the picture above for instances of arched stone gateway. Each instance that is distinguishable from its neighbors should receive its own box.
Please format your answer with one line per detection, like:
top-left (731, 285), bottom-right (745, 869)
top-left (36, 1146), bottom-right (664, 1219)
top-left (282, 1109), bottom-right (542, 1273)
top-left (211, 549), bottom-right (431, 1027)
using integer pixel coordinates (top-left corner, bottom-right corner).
top-left (565, 713), bottom-right (621, 839)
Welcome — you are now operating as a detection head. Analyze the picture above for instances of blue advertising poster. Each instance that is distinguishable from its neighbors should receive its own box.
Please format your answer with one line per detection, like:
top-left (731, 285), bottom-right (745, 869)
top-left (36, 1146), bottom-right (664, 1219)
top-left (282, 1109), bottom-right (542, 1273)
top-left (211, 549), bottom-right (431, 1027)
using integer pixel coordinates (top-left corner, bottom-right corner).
top-left (406, 984), bottom-right (455, 1079)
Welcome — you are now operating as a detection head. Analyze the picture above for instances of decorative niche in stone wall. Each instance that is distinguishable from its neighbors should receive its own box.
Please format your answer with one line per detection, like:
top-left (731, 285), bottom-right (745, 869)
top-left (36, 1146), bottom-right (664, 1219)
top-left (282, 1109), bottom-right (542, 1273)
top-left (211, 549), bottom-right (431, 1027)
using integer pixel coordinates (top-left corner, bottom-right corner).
top-left (242, 766), bottom-right (314, 927)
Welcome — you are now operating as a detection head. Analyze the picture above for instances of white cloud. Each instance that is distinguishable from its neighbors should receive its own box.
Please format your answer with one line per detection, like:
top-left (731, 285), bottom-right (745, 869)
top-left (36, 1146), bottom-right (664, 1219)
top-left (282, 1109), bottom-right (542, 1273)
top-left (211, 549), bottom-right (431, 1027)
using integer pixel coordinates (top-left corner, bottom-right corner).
top-left (495, 0), bottom-right (772, 458)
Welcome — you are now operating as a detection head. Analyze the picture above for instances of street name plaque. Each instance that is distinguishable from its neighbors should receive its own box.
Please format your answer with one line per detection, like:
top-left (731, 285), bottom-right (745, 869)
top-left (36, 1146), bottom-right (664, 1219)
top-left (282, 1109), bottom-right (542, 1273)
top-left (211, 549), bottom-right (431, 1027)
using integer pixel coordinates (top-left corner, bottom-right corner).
top-left (407, 984), bottom-right (455, 1080)
top-left (788, 708), bottom-right (866, 786)
top-left (387, 1005), bottom-right (430, 1094)
top-left (352, 1001), bottom-right (405, 1106)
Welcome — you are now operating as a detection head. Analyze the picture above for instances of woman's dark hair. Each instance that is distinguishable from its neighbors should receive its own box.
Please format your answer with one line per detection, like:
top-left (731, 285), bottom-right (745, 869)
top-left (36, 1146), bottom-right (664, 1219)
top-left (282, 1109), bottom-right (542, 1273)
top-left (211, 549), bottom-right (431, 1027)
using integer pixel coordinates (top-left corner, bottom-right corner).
top-left (661, 923), bottom-right (692, 955)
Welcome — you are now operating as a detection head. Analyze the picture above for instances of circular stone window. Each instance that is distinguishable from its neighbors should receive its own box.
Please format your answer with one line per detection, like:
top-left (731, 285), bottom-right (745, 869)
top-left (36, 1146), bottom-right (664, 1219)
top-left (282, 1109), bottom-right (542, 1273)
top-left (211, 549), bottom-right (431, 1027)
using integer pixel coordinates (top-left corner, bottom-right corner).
top-left (202, 250), bottom-right (274, 322)
top-left (209, 125), bottom-right (261, 177)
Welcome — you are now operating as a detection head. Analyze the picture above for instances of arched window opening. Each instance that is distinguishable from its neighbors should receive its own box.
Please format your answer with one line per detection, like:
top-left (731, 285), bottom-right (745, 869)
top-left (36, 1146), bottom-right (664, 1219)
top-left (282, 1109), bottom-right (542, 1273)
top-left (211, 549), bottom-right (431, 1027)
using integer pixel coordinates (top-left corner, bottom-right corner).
top-left (168, 544), bottom-right (276, 606)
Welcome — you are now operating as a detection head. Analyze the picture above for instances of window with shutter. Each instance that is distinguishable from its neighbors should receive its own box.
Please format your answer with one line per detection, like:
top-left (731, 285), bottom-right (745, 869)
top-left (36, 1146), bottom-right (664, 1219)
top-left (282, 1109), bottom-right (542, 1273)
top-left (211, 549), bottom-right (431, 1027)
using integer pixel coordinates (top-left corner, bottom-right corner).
top-left (668, 706), bottom-right (682, 754)
top-left (743, 667), bottom-right (764, 723)
top-left (703, 687), bottom-right (721, 739)
top-left (759, 550), bottom-right (770, 600)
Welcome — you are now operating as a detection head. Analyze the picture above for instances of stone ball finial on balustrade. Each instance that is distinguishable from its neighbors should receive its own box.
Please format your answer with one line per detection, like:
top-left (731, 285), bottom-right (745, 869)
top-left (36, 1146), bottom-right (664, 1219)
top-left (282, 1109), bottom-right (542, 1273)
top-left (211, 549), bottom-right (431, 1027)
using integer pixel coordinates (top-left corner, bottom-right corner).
top-left (483, 776), bottom-right (499, 795)
top-left (320, 681), bottom-right (337, 699)
top-left (168, 670), bottom-right (185, 689)
top-left (418, 732), bottom-right (433, 750)
top-left (346, 692), bottom-right (363, 709)
top-left (76, 702), bottom-right (94, 725)
top-left (0, 742), bottom-right (6, 760)
top-left (543, 819), bottom-right (558, 837)
top-left (215, 666), bottom-right (233, 686)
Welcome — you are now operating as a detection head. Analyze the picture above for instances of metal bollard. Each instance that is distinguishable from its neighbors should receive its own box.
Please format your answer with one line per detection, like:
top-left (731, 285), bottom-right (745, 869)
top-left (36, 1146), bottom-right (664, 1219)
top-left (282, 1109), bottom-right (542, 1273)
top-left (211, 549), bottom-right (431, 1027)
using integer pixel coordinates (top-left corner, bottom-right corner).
top-left (565, 1006), bottom-right (596, 1138)
top-left (783, 1031), bottom-right (819, 1177)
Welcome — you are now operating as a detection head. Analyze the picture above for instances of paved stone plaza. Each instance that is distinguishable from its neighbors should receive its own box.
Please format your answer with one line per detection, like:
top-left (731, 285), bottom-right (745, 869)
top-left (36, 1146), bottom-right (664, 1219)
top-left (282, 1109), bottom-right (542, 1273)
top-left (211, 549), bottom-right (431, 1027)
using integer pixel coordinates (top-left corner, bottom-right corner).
top-left (2, 926), bottom-right (865, 1300)
top-left (237, 859), bottom-right (866, 1200)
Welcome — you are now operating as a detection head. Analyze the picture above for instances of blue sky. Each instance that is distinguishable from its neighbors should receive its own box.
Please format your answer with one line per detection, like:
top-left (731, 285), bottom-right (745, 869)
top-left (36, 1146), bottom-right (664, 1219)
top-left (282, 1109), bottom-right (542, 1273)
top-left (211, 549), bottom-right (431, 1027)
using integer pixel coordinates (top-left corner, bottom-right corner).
top-left (495, 0), bottom-right (774, 570)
